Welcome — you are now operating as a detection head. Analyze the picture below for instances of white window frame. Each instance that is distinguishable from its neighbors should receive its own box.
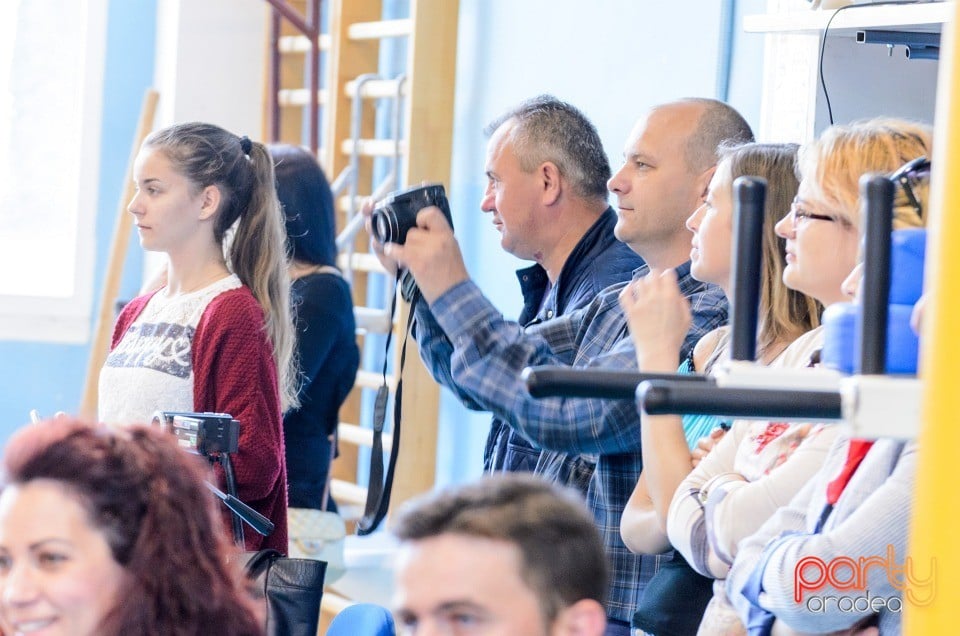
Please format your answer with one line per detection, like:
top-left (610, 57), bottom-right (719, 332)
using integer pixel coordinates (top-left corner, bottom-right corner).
top-left (0, 0), bottom-right (107, 343)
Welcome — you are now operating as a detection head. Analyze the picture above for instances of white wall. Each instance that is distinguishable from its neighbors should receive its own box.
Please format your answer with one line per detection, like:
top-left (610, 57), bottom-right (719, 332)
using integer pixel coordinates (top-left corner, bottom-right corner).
top-left (146, 0), bottom-right (269, 276)
top-left (154, 0), bottom-right (267, 132)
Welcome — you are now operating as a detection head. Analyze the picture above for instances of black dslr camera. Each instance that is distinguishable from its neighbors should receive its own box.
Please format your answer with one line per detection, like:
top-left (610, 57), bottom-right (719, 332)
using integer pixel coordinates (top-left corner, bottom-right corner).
top-left (370, 183), bottom-right (453, 245)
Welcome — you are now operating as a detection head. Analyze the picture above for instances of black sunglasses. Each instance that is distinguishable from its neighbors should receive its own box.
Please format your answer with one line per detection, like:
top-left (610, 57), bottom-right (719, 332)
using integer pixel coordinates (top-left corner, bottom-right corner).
top-left (889, 155), bottom-right (931, 220)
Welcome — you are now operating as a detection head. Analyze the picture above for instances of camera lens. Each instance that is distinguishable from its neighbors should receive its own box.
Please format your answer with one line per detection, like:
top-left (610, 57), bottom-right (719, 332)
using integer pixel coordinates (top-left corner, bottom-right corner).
top-left (374, 214), bottom-right (389, 243)
top-left (372, 208), bottom-right (398, 244)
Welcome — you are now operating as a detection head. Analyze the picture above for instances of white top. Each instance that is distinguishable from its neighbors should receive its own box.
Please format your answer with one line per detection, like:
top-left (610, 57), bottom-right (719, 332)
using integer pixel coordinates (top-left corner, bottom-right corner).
top-left (98, 275), bottom-right (242, 426)
top-left (665, 326), bottom-right (841, 631)
top-left (726, 439), bottom-right (915, 635)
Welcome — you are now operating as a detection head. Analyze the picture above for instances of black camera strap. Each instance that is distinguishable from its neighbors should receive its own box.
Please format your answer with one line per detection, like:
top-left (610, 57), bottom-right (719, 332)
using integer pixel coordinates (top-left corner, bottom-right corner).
top-left (356, 271), bottom-right (417, 535)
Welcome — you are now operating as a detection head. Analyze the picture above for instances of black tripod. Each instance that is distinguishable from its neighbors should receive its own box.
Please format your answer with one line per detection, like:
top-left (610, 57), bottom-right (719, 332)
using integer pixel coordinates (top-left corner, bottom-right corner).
top-left (208, 452), bottom-right (275, 545)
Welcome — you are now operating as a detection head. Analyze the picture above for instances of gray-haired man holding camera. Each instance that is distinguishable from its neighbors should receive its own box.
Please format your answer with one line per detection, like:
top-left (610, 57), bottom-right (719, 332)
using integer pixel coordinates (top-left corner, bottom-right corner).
top-left (373, 94), bottom-right (643, 492)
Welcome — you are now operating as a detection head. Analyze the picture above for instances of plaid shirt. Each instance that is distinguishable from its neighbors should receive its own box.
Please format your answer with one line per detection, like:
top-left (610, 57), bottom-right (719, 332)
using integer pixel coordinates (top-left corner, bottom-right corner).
top-left (416, 262), bottom-right (728, 622)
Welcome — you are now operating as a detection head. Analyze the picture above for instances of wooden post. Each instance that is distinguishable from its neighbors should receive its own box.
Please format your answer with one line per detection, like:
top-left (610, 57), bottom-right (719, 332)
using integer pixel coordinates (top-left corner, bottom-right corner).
top-left (388, 0), bottom-right (460, 516)
top-left (78, 89), bottom-right (159, 420)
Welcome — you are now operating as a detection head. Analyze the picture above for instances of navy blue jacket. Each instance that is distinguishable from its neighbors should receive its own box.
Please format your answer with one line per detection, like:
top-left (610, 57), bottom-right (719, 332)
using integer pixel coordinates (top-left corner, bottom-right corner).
top-left (482, 206), bottom-right (644, 487)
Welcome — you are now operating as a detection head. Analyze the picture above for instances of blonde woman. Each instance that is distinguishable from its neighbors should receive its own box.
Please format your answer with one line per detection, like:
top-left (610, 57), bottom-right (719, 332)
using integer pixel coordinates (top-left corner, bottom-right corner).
top-left (725, 146), bottom-right (930, 636)
top-left (98, 122), bottom-right (297, 552)
top-left (665, 118), bottom-right (932, 635)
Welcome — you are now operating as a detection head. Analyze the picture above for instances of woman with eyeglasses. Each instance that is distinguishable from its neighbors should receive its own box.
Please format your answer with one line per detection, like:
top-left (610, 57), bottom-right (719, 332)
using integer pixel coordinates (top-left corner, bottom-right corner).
top-left (663, 118), bottom-right (932, 636)
top-left (725, 123), bottom-right (931, 636)
top-left (619, 142), bottom-right (822, 636)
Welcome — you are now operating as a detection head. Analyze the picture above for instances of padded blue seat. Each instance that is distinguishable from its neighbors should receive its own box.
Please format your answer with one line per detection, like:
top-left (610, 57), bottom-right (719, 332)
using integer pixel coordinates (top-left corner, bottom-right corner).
top-left (327, 602), bottom-right (396, 636)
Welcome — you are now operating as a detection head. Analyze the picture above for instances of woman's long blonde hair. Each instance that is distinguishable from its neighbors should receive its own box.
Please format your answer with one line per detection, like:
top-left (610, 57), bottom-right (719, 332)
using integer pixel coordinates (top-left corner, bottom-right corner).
top-left (144, 123), bottom-right (298, 410)
top-left (797, 117), bottom-right (932, 230)
top-left (718, 142), bottom-right (822, 359)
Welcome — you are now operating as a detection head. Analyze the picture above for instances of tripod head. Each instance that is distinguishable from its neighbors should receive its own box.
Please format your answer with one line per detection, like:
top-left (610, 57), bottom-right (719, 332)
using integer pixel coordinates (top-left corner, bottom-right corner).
top-left (152, 411), bottom-right (271, 543)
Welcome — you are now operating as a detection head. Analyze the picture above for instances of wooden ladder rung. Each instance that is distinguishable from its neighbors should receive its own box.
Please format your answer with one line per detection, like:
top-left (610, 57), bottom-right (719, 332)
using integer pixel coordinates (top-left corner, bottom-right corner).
top-left (340, 138), bottom-right (407, 157)
top-left (339, 422), bottom-right (394, 449)
top-left (336, 252), bottom-right (388, 274)
top-left (344, 78), bottom-right (408, 99)
top-left (354, 307), bottom-right (393, 334)
top-left (277, 88), bottom-right (329, 107)
top-left (336, 195), bottom-right (369, 214)
top-left (277, 33), bottom-right (332, 53)
top-left (330, 479), bottom-right (368, 507)
top-left (355, 369), bottom-right (397, 392)
top-left (348, 18), bottom-right (412, 40)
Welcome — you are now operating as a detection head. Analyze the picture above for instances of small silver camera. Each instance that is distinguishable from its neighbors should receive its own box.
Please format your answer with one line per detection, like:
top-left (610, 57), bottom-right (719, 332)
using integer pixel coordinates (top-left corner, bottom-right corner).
top-left (152, 411), bottom-right (239, 456)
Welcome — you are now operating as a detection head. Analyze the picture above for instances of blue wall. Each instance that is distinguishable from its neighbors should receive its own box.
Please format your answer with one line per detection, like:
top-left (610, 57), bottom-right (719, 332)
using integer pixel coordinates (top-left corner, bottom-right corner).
top-left (0, 0), bottom-right (155, 435)
top-left (0, 1), bottom-right (768, 488)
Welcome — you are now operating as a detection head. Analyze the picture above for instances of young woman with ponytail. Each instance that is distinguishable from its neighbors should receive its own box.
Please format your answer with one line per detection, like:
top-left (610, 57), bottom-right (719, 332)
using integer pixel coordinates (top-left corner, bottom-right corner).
top-left (97, 122), bottom-right (295, 552)
top-left (0, 418), bottom-right (263, 636)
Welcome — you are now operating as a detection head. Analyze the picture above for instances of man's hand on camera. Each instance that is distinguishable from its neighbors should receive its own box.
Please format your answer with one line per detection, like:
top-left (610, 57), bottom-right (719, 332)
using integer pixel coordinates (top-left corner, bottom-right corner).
top-left (362, 197), bottom-right (400, 278)
top-left (384, 206), bottom-right (469, 304)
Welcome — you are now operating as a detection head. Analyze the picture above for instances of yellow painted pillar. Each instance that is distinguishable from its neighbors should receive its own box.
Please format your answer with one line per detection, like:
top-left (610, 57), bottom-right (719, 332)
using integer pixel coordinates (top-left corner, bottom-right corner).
top-left (905, 5), bottom-right (960, 633)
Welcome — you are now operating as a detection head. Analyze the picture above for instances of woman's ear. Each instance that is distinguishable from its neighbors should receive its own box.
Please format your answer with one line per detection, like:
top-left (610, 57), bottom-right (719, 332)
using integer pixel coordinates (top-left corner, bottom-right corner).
top-left (198, 184), bottom-right (222, 221)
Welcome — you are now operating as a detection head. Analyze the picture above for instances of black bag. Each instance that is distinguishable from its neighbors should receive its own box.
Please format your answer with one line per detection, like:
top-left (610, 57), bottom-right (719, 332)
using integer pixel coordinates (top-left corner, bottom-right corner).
top-left (243, 548), bottom-right (327, 636)
top-left (632, 551), bottom-right (714, 636)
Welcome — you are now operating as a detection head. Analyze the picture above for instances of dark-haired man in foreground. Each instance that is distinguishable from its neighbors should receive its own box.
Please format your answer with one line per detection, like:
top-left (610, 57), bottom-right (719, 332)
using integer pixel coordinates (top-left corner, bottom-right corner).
top-left (392, 473), bottom-right (608, 636)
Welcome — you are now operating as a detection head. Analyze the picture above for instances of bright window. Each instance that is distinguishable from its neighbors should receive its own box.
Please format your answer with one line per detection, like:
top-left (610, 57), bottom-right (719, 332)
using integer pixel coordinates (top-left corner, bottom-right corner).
top-left (0, 0), bottom-right (106, 342)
